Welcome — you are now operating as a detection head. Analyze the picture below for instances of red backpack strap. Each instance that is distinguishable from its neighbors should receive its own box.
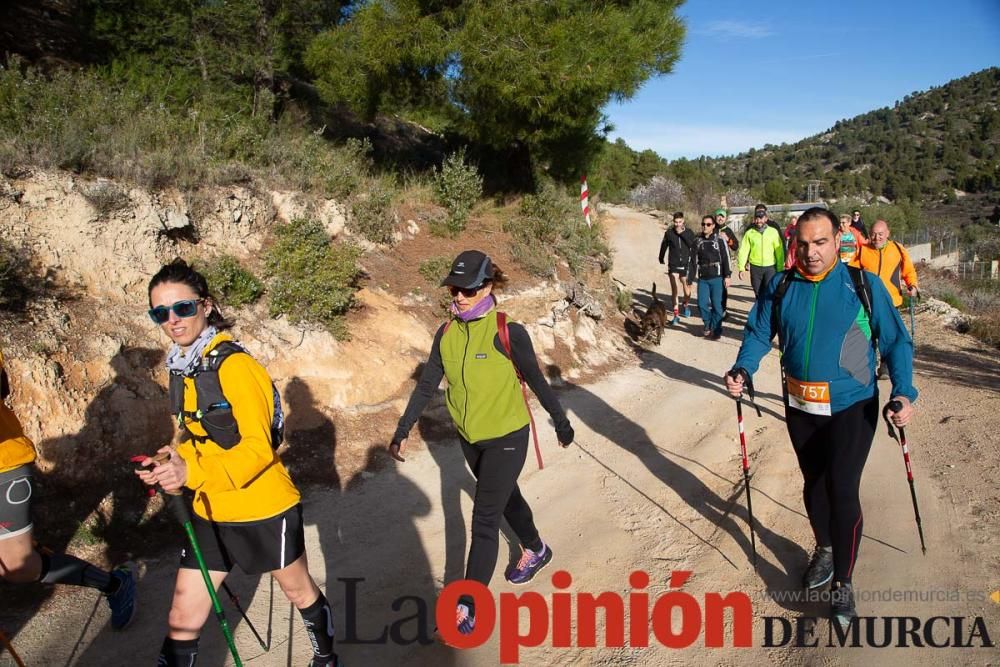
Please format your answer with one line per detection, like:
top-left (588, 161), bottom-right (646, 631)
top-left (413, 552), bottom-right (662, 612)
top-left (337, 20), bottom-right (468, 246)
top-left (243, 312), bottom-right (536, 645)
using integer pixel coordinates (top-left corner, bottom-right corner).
top-left (495, 312), bottom-right (520, 379)
top-left (497, 312), bottom-right (543, 470)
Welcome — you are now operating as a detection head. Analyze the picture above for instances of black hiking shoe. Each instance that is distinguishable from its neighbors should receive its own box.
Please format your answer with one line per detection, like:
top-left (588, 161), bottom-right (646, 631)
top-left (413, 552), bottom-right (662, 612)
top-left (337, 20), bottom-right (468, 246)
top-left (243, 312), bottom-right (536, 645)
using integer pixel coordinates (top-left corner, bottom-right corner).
top-left (802, 545), bottom-right (834, 590)
top-left (831, 581), bottom-right (857, 628)
top-left (309, 655), bottom-right (344, 667)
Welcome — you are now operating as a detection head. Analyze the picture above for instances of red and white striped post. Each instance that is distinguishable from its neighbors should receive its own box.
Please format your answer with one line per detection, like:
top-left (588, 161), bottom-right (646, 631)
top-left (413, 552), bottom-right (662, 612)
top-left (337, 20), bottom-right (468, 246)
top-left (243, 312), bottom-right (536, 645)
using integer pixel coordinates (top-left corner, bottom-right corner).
top-left (580, 175), bottom-right (592, 227)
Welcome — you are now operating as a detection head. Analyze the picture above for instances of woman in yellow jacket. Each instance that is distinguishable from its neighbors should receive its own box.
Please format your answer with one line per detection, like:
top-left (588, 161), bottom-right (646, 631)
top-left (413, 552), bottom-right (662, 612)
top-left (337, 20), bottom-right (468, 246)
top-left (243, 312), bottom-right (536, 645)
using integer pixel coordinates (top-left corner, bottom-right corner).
top-left (136, 260), bottom-right (341, 667)
top-left (1, 348), bottom-right (137, 630)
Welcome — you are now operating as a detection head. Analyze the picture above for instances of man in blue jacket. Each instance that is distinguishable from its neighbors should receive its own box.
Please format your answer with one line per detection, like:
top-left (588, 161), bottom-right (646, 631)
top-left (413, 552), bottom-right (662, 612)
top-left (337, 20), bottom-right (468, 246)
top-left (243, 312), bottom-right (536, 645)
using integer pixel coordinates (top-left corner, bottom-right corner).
top-left (724, 207), bottom-right (917, 627)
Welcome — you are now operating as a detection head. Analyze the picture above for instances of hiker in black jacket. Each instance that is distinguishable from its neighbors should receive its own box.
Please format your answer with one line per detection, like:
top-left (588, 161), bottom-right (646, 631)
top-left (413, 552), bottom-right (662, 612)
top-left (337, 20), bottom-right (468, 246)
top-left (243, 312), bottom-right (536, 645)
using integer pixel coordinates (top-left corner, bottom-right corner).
top-left (658, 212), bottom-right (696, 324)
top-left (688, 214), bottom-right (732, 339)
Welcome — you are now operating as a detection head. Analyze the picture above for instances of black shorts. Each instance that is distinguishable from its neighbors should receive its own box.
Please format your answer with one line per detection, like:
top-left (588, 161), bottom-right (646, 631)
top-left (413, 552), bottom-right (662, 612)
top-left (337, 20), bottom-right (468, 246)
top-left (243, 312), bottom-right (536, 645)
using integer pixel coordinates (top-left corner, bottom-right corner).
top-left (180, 503), bottom-right (305, 575)
top-left (0, 465), bottom-right (33, 541)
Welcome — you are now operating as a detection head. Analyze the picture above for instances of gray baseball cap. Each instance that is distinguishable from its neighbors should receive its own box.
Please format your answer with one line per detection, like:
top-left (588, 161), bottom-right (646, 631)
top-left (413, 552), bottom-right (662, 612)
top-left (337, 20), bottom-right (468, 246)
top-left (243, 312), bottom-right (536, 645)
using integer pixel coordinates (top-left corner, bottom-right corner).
top-left (441, 250), bottom-right (493, 289)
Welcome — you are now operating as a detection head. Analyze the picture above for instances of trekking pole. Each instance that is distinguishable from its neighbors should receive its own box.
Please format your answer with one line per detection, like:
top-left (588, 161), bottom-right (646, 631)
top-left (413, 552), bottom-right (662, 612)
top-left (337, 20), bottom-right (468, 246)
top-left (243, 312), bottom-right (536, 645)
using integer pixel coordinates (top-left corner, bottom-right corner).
top-left (221, 580), bottom-right (270, 651)
top-left (909, 295), bottom-right (917, 343)
top-left (882, 401), bottom-right (927, 555)
top-left (132, 454), bottom-right (244, 666)
top-left (0, 629), bottom-right (26, 667)
top-left (728, 368), bottom-right (760, 570)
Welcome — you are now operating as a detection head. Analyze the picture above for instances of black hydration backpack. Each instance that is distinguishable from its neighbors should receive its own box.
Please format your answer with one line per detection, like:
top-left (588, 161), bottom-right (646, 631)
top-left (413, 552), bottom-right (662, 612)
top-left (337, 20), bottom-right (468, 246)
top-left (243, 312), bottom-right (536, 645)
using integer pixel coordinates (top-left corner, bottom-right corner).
top-left (772, 266), bottom-right (878, 359)
top-left (168, 341), bottom-right (285, 450)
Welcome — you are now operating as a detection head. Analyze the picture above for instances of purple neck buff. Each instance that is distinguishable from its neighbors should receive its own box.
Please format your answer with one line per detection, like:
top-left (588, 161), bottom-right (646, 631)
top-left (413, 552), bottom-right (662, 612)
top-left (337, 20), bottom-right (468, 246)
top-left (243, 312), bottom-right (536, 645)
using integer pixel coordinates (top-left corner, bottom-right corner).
top-left (451, 294), bottom-right (496, 322)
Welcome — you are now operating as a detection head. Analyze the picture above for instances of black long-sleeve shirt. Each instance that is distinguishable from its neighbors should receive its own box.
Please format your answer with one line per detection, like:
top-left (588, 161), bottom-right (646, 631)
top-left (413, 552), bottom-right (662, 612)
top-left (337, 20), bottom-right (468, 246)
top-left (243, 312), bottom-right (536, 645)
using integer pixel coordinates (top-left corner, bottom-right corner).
top-left (392, 320), bottom-right (574, 445)
top-left (688, 232), bottom-right (732, 282)
top-left (658, 227), bottom-right (696, 271)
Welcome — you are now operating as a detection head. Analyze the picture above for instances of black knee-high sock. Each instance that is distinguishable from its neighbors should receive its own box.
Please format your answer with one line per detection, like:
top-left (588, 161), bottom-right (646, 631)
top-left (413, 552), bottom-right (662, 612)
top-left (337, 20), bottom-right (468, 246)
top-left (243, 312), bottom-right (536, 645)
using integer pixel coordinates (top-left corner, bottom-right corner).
top-left (38, 552), bottom-right (115, 593)
top-left (157, 637), bottom-right (199, 667)
top-left (299, 593), bottom-right (336, 661)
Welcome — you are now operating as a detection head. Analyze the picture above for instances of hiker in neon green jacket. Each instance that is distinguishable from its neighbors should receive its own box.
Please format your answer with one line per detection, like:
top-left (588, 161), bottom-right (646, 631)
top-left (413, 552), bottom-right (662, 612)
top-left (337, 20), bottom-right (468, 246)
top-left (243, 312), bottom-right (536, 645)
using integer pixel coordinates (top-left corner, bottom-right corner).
top-left (389, 250), bottom-right (574, 638)
top-left (738, 204), bottom-right (786, 298)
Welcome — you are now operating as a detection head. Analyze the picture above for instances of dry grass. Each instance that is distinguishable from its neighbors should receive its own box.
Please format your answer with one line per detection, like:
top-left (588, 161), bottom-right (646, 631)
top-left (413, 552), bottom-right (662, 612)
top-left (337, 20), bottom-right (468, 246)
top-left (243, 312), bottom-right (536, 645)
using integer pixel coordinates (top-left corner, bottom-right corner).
top-left (918, 264), bottom-right (1000, 349)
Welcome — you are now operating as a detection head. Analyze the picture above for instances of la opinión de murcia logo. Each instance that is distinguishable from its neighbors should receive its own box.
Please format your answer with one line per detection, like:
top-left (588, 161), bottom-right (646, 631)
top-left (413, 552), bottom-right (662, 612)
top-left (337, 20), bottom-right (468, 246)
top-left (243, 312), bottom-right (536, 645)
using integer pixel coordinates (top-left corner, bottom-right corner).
top-left (336, 571), bottom-right (996, 663)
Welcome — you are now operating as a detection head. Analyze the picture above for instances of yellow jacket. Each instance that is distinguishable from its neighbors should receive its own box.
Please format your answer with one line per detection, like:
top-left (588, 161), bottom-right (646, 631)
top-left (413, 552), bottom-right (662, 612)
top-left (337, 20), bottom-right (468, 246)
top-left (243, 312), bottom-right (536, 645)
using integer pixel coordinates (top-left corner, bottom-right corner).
top-left (176, 333), bottom-right (300, 522)
top-left (851, 241), bottom-right (918, 307)
top-left (0, 347), bottom-right (37, 474)
top-left (737, 224), bottom-right (785, 269)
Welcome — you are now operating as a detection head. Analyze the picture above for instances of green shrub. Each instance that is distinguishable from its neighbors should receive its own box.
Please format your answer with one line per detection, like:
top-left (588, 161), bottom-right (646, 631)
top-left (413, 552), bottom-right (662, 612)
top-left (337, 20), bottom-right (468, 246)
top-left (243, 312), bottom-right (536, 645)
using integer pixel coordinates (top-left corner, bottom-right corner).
top-left (418, 256), bottom-right (453, 285)
top-left (262, 131), bottom-right (375, 199)
top-left (0, 59), bottom-right (378, 198)
top-left (349, 176), bottom-right (397, 244)
top-left (614, 285), bottom-right (632, 312)
top-left (428, 211), bottom-right (467, 238)
top-left (433, 148), bottom-right (483, 234)
top-left (198, 255), bottom-right (264, 308)
top-left (505, 179), bottom-right (611, 276)
top-left (938, 292), bottom-right (964, 310)
top-left (0, 238), bottom-right (31, 311)
top-left (510, 239), bottom-right (555, 278)
top-left (265, 218), bottom-right (362, 338)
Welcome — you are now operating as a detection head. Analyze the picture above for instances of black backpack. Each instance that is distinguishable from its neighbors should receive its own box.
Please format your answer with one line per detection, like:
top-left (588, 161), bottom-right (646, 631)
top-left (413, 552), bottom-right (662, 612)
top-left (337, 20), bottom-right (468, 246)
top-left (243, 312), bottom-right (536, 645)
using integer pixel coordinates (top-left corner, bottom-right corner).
top-left (168, 341), bottom-right (285, 450)
top-left (772, 266), bottom-right (878, 360)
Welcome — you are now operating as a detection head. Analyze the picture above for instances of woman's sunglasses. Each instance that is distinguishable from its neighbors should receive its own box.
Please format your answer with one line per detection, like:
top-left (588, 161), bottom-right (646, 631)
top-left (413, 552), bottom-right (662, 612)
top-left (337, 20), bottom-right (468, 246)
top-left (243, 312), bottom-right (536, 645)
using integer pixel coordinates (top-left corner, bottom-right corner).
top-left (148, 299), bottom-right (203, 324)
top-left (449, 285), bottom-right (482, 298)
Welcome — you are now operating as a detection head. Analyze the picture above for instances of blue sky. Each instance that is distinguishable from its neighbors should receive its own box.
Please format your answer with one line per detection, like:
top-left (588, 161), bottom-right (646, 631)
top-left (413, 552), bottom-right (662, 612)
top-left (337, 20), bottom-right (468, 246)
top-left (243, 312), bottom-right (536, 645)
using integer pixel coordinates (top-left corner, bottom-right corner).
top-left (605, 0), bottom-right (1000, 160)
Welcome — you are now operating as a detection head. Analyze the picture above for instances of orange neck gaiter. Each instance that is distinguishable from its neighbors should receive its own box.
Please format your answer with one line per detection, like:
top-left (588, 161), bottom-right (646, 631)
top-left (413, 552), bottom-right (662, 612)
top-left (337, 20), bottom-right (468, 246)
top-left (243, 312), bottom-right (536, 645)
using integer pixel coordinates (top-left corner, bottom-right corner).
top-left (796, 262), bottom-right (836, 283)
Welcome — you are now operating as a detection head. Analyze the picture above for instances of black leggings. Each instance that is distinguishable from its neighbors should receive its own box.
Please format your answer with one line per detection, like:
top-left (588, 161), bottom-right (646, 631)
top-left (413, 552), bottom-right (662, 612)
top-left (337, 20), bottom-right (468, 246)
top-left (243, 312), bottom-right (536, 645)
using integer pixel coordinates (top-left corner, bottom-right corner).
top-left (460, 425), bottom-right (542, 607)
top-left (749, 264), bottom-right (777, 299)
top-left (786, 397), bottom-right (877, 583)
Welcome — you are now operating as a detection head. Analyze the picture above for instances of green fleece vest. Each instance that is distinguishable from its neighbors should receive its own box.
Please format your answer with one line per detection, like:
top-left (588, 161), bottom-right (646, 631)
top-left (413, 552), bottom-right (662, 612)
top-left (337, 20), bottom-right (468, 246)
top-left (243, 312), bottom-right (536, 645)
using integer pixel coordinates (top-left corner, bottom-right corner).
top-left (440, 310), bottom-right (530, 443)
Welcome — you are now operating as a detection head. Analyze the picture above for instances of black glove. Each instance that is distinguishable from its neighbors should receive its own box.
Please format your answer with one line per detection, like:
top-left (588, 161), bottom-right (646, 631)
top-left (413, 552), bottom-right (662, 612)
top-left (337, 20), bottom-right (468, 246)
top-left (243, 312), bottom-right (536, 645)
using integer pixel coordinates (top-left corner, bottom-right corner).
top-left (556, 425), bottom-right (575, 447)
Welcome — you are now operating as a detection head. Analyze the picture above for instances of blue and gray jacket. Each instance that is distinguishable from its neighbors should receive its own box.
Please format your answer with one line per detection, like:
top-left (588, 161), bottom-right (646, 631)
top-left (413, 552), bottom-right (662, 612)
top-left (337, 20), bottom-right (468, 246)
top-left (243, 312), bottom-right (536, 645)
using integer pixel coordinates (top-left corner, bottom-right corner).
top-left (734, 262), bottom-right (917, 414)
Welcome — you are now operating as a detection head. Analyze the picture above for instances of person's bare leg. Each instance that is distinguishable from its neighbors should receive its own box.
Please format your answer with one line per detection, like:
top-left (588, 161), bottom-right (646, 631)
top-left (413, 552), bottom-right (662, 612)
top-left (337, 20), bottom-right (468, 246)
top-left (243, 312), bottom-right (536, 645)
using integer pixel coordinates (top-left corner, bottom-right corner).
top-left (668, 273), bottom-right (681, 322)
top-left (273, 554), bottom-right (338, 666)
top-left (0, 530), bottom-right (41, 583)
top-left (156, 567), bottom-right (226, 664)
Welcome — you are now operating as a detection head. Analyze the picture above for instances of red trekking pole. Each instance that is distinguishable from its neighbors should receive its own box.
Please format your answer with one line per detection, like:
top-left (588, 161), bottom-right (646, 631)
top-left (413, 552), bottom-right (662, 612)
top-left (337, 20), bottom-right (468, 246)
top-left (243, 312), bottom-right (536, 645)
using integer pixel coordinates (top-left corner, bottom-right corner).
top-left (882, 400), bottom-right (927, 555)
top-left (728, 368), bottom-right (761, 569)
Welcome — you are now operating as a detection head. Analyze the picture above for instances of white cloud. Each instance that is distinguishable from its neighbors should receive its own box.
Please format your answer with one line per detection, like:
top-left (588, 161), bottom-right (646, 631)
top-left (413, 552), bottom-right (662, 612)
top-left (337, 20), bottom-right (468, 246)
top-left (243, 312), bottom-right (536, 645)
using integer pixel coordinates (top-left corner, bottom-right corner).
top-left (698, 20), bottom-right (774, 39)
top-left (610, 122), bottom-right (810, 160)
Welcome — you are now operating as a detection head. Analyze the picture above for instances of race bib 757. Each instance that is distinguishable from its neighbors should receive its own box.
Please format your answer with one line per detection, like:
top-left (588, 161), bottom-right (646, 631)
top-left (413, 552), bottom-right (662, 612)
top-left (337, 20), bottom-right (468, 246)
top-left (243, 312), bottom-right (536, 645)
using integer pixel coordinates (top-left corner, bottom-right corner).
top-left (787, 376), bottom-right (832, 416)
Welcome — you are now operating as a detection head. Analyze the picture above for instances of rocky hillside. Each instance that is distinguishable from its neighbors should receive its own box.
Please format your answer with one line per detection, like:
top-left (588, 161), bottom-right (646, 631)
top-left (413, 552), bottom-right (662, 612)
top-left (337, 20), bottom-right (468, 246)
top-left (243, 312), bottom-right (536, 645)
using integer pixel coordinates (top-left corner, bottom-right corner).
top-left (0, 169), bottom-right (627, 564)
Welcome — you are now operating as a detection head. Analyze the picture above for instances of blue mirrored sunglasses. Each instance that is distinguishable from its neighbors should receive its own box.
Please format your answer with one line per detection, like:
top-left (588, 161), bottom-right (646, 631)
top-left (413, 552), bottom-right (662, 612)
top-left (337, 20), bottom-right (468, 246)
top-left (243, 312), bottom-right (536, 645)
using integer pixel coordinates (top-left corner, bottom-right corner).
top-left (148, 299), bottom-right (203, 324)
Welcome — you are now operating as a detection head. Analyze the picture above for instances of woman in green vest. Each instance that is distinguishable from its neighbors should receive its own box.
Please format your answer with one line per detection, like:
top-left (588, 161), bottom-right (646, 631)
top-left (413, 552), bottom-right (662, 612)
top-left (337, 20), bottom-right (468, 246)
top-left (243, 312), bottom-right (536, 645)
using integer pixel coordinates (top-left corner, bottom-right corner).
top-left (390, 250), bottom-right (575, 636)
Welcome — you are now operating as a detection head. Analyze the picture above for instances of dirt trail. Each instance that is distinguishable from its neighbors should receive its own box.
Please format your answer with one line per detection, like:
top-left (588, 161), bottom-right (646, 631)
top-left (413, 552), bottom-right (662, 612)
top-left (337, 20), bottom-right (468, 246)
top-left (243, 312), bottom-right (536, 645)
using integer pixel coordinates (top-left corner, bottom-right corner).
top-left (4, 206), bottom-right (999, 666)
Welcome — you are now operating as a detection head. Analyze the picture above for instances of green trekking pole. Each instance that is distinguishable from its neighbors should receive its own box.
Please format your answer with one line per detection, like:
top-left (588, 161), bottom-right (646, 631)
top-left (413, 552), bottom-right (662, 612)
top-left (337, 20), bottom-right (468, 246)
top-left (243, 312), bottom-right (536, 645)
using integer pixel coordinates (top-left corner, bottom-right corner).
top-left (133, 454), bottom-right (244, 666)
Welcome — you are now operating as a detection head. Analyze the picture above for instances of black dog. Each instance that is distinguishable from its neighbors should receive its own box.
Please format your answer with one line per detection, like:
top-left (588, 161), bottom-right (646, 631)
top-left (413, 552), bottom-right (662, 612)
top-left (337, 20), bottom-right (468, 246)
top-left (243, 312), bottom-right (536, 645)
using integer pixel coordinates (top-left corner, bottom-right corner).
top-left (639, 282), bottom-right (669, 345)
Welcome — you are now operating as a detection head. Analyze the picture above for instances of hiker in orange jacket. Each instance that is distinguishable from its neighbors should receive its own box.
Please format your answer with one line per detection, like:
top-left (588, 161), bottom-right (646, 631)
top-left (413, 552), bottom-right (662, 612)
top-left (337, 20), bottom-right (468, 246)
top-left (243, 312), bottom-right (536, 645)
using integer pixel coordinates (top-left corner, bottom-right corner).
top-left (851, 219), bottom-right (918, 308)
